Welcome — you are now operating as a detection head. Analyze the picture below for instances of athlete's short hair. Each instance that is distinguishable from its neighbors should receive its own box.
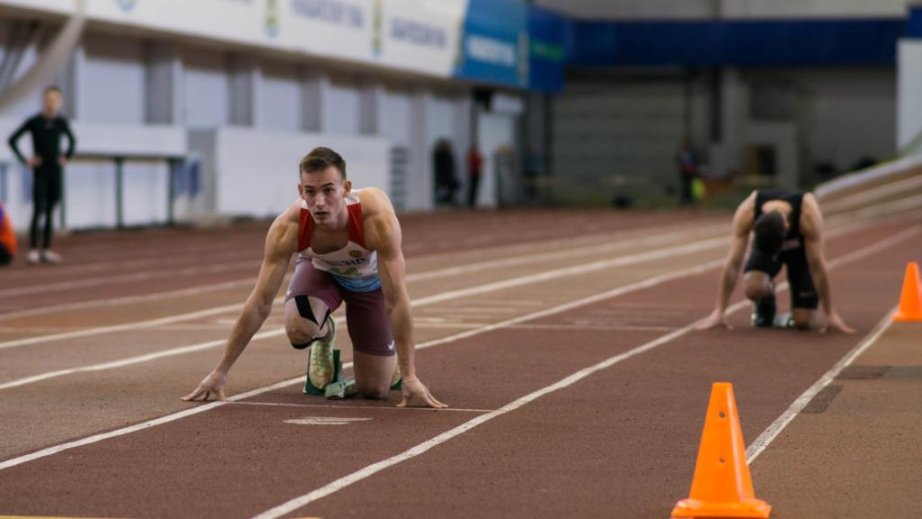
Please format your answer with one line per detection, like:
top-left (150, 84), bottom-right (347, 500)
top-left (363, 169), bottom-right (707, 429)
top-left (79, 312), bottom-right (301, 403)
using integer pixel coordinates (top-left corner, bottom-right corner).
top-left (300, 147), bottom-right (346, 180)
top-left (753, 211), bottom-right (786, 255)
top-left (44, 85), bottom-right (62, 96)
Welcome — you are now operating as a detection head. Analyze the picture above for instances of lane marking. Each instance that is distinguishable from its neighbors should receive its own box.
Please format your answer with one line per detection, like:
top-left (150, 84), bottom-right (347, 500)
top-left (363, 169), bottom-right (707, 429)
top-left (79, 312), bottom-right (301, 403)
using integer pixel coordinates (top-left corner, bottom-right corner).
top-left (0, 223), bottom-right (914, 474)
top-left (0, 260), bottom-right (259, 298)
top-left (743, 225), bottom-right (921, 464)
top-left (0, 234), bottom-right (726, 358)
top-left (0, 304), bottom-right (257, 351)
top-left (252, 225), bottom-right (921, 518)
top-left (227, 402), bottom-right (493, 413)
top-left (256, 328), bottom-right (707, 517)
top-left (0, 256), bottom-right (727, 470)
top-left (0, 223), bottom-right (715, 321)
top-left (746, 309), bottom-right (895, 462)
top-left (413, 322), bottom-right (677, 332)
top-left (0, 279), bottom-right (255, 322)
top-left (0, 228), bottom-right (724, 351)
top-left (284, 417), bottom-right (372, 426)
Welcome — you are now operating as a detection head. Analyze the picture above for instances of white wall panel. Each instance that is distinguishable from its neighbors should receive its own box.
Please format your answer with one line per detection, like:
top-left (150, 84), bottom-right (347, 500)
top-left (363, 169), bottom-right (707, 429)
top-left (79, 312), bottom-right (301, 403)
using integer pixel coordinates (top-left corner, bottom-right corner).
top-left (426, 94), bottom-right (458, 150)
top-left (379, 86), bottom-right (412, 147)
top-left (63, 160), bottom-right (116, 229)
top-left (323, 76), bottom-right (360, 135)
top-left (181, 47), bottom-right (228, 129)
top-left (189, 127), bottom-right (389, 218)
top-left (81, 33), bottom-right (145, 124)
top-left (257, 62), bottom-right (300, 132)
top-left (122, 161), bottom-right (169, 226)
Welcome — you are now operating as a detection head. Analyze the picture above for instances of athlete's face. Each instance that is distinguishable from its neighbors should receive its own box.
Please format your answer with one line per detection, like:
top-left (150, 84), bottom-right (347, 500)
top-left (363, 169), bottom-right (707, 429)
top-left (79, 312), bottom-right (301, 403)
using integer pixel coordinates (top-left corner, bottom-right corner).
top-left (299, 166), bottom-right (351, 226)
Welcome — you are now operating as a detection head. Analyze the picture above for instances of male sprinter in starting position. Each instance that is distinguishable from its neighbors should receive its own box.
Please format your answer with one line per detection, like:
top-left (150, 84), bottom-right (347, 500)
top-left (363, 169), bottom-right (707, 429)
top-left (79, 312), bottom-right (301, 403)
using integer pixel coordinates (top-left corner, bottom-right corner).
top-left (698, 189), bottom-right (855, 333)
top-left (184, 147), bottom-right (446, 408)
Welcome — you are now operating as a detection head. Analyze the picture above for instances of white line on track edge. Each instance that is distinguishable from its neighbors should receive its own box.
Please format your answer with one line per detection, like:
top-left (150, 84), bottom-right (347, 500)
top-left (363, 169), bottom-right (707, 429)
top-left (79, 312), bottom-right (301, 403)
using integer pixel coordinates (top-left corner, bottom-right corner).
top-left (745, 308), bottom-right (895, 463)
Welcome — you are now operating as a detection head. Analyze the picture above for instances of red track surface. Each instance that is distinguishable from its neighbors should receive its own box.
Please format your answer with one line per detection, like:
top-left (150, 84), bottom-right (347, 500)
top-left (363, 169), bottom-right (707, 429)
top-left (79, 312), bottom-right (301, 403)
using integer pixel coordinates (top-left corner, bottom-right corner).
top-left (0, 209), bottom-right (919, 518)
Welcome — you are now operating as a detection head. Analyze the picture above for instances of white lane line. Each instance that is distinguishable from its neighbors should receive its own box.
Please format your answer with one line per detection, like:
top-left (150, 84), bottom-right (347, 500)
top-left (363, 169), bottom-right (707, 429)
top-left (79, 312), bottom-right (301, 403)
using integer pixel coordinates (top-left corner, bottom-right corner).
top-left (0, 234), bottom-right (727, 351)
top-left (252, 225), bottom-right (921, 518)
top-left (0, 255), bottom-right (727, 470)
top-left (228, 402), bottom-right (493, 413)
top-left (0, 304), bottom-right (248, 351)
top-left (413, 322), bottom-right (677, 332)
top-left (0, 223), bottom-right (715, 321)
top-left (0, 279), bottom-right (254, 322)
top-left (0, 260), bottom-right (259, 298)
top-left (0, 223), bottom-right (914, 473)
top-left (258, 329), bottom-right (704, 517)
top-left (746, 309), bottom-right (895, 463)
top-left (0, 241), bottom-right (723, 390)
top-left (284, 417), bottom-right (372, 426)
top-left (0, 220), bottom-right (909, 385)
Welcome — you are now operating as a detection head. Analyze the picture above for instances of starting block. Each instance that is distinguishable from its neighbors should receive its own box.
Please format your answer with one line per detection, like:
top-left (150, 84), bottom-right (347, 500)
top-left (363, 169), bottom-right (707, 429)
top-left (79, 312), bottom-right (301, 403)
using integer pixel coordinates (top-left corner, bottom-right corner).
top-left (303, 348), bottom-right (404, 397)
top-left (304, 348), bottom-right (343, 395)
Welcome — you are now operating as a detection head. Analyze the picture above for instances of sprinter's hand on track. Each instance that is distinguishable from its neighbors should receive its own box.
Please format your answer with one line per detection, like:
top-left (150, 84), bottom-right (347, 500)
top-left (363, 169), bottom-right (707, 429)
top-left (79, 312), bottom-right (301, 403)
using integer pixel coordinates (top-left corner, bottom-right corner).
top-left (398, 378), bottom-right (447, 409)
top-left (182, 370), bottom-right (228, 402)
top-left (821, 312), bottom-right (856, 335)
top-left (696, 309), bottom-right (733, 330)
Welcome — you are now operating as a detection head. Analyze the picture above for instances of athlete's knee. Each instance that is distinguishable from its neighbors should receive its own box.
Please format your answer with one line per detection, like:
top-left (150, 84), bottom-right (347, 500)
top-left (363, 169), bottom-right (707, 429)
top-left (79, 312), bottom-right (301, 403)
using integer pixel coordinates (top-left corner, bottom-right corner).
top-left (791, 310), bottom-right (814, 330)
top-left (743, 274), bottom-right (773, 301)
top-left (286, 322), bottom-right (320, 349)
top-left (359, 385), bottom-right (389, 400)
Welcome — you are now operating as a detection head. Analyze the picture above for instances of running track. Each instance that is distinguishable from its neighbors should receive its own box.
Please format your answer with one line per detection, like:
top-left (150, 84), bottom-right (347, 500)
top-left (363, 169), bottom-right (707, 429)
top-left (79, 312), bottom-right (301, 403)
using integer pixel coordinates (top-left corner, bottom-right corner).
top-left (0, 209), bottom-right (919, 518)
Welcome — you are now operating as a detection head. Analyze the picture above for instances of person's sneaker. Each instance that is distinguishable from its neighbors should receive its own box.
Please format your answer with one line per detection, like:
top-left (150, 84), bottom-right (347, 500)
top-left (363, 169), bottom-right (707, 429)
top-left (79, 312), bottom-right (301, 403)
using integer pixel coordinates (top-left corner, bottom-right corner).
top-left (751, 294), bottom-right (777, 328)
top-left (27, 250), bottom-right (41, 265)
top-left (41, 250), bottom-right (62, 264)
top-left (772, 312), bottom-right (795, 329)
top-left (390, 363), bottom-right (402, 390)
top-left (307, 317), bottom-right (336, 390)
top-left (325, 377), bottom-right (357, 399)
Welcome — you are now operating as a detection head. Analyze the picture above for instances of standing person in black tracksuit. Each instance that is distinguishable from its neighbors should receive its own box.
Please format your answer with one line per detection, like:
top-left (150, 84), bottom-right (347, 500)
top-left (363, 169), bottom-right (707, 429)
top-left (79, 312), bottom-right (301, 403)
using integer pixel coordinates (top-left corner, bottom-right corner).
top-left (8, 86), bottom-right (76, 264)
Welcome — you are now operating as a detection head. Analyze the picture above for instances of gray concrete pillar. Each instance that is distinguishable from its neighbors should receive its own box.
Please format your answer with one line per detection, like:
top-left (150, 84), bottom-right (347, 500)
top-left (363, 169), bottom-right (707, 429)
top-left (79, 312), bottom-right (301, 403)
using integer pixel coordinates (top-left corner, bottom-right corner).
top-left (300, 70), bottom-right (330, 132)
top-left (144, 41), bottom-right (182, 124)
top-left (228, 55), bottom-right (258, 126)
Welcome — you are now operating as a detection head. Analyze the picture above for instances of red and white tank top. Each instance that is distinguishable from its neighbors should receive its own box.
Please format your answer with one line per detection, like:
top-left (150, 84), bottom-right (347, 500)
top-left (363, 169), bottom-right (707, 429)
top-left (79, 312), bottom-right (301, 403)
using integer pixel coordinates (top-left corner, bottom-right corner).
top-left (297, 192), bottom-right (380, 292)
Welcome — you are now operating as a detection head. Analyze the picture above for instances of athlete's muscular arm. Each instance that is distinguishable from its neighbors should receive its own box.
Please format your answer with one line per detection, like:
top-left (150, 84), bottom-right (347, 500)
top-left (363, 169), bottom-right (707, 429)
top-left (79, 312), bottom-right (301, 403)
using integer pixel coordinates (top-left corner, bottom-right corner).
top-left (182, 207), bottom-right (299, 402)
top-left (697, 192), bottom-right (756, 330)
top-left (801, 194), bottom-right (855, 334)
top-left (363, 189), bottom-right (446, 409)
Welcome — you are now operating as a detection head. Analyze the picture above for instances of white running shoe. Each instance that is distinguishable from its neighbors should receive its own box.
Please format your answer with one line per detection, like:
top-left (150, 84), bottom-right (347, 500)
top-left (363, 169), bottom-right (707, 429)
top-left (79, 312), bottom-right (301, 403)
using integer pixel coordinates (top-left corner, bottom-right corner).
top-left (27, 250), bottom-right (41, 265)
top-left (41, 250), bottom-right (62, 264)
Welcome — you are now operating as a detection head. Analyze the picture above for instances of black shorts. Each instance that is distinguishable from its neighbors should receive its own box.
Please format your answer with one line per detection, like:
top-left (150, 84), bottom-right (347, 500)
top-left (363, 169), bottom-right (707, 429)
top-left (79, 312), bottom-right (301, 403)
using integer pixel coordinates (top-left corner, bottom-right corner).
top-left (744, 242), bottom-right (819, 310)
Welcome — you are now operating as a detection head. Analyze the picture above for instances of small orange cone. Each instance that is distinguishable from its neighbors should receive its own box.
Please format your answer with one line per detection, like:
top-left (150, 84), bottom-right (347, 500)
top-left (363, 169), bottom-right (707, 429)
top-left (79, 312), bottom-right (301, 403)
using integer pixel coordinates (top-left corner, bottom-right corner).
top-left (892, 262), bottom-right (922, 322)
top-left (671, 383), bottom-right (771, 518)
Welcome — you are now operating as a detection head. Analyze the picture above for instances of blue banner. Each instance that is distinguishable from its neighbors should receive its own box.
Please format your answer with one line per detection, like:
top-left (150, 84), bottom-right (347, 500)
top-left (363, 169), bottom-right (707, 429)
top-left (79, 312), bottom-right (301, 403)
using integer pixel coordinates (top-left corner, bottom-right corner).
top-left (527, 5), bottom-right (567, 93)
top-left (569, 19), bottom-right (904, 67)
top-left (908, 6), bottom-right (922, 38)
top-left (454, 0), bottom-right (528, 89)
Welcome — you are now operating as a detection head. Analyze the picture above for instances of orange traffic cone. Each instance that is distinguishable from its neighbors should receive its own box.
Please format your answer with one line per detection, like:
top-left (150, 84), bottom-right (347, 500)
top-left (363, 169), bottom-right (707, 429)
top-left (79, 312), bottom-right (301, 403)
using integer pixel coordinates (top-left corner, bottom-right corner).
top-left (892, 261), bottom-right (922, 322)
top-left (671, 382), bottom-right (771, 518)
